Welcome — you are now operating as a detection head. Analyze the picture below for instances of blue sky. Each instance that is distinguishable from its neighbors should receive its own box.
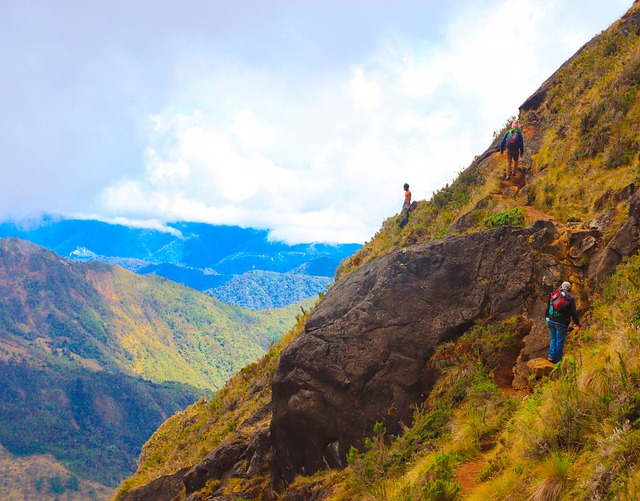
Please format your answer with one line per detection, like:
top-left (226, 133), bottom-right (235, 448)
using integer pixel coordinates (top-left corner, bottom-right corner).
top-left (0, 0), bottom-right (632, 243)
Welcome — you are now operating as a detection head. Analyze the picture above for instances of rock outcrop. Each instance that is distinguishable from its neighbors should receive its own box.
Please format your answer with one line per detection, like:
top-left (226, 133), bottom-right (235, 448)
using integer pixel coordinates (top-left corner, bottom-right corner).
top-left (588, 187), bottom-right (640, 287)
top-left (117, 191), bottom-right (640, 498)
top-left (270, 220), bottom-right (579, 483)
top-left (118, 468), bottom-right (190, 501)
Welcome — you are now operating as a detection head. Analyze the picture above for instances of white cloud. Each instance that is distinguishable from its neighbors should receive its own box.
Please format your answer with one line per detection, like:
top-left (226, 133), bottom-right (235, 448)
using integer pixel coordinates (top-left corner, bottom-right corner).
top-left (68, 213), bottom-right (184, 236)
top-left (229, 110), bottom-right (274, 151)
top-left (100, 0), bottom-right (631, 243)
top-left (349, 67), bottom-right (382, 110)
top-left (1, 0), bottom-right (631, 243)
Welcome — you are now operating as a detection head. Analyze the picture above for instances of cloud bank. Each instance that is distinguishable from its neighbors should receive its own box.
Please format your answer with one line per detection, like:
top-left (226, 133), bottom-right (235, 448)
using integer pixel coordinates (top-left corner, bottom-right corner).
top-left (0, 0), bottom-right (631, 243)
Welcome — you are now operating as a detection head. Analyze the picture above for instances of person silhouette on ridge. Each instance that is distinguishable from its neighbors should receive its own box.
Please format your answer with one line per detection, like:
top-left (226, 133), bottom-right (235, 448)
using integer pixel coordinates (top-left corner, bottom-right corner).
top-left (402, 183), bottom-right (411, 210)
top-left (499, 119), bottom-right (525, 180)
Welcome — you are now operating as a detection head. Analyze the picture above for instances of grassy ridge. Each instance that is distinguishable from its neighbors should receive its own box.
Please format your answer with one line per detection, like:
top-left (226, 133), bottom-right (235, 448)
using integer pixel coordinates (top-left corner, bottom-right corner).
top-left (525, 26), bottom-right (640, 228)
top-left (336, 18), bottom-right (640, 283)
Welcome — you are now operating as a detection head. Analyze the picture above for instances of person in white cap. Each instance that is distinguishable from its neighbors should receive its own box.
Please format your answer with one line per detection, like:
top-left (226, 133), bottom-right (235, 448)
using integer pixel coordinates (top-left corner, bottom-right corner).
top-left (545, 281), bottom-right (582, 363)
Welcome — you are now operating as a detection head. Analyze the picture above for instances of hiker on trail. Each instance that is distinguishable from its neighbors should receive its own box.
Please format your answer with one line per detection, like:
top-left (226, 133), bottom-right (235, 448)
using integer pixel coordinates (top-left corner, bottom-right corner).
top-left (499, 119), bottom-right (525, 180)
top-left (402, 183), bottom-right (412, 210)
top-left (545, 281), bottom-right (581, 364)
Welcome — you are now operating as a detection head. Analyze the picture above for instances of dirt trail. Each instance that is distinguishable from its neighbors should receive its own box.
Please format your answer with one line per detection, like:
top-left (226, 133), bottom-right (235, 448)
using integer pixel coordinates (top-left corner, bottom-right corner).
top-left (456, 453), bottom-right (487, 497)
top-left (454, 166), bottom-right (547, 496)
top-left (455, 367), bottom-right (525, 496)
top-left (498, 168), bottom-right (554, 224)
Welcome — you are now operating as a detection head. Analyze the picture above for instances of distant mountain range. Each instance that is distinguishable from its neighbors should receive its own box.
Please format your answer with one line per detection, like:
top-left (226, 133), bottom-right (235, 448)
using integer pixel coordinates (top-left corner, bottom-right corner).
top-left (0, 217), bottom-right (361, 309)
top-left (0, 237), bottom-right (313, 499)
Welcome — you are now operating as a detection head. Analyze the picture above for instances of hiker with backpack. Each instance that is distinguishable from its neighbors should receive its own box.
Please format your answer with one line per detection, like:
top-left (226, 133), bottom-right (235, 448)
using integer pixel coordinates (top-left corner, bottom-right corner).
top-left (545, 281), bottom-right (581, 363)
top-left (499, 119), bottom-right (525, 180)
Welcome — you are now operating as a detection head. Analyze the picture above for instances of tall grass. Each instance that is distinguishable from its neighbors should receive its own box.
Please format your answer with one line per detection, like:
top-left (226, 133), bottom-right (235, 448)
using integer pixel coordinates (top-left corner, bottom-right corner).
top-left (530, 453), bottom-right (571, 501)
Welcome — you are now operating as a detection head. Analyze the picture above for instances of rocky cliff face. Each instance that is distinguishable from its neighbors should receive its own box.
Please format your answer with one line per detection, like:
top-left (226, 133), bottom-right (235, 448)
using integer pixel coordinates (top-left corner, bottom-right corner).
top-left (269, 184), bottom-right (640, 484)
top-left (270, 221), bottom-right (566, 482)
top-left (117, 187), bottom-right (640, 498)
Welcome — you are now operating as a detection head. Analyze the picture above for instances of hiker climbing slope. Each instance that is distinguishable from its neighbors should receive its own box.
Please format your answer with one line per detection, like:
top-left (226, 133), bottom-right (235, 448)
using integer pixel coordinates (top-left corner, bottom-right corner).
top-left (545, 281), bottom-right (581, 364)
top-left (499, 120), bottom-right (525, 180)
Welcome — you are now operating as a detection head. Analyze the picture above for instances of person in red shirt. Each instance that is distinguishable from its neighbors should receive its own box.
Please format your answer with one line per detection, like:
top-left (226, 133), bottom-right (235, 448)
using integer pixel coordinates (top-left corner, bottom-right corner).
top-left (402, 183), bottom-right (411, 210)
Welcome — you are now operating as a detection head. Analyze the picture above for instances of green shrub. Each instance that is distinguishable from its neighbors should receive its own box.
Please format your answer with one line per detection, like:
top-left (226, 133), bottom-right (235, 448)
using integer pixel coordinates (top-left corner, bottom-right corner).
top-left (483, 208), bottom-right (525, 229)
top-left (346, 422), bottom-right (390, 487)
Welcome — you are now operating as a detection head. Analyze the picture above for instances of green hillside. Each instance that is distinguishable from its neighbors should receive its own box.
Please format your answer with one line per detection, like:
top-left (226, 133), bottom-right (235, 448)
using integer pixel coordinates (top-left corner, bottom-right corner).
top-left (0, 237), bottom-right (312, 391)
top-left (0, 237), bottom-right (311, 497)
top-left (113, 3), bottom-right (640, 500)
top-left (0, 361), bottom-right (198, 487)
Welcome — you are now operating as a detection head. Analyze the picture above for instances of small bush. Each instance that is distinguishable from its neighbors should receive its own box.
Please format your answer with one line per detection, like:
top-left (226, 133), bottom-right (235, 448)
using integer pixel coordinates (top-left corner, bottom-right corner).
top-left (483, 208), bottom-right (525, 229)
top-left (396, 453), bottom-right (461, 501)
top-left (346, 422), bottom-right (389, 488)
top-left (477, 456), bottom-right (508, 482)
top-left (607, 137), bottom-right (640, 169)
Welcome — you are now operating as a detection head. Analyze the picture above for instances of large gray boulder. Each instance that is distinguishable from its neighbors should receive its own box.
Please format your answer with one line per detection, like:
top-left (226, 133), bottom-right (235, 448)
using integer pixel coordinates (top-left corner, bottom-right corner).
top-left (270, 221), bottom-right (569, 483)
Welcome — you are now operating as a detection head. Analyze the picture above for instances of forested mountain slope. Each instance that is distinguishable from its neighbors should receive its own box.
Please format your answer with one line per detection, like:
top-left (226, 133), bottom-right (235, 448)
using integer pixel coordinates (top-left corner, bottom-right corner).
top-left (115, 2), bottom-right (640, 500)
top-left (0, 237), bottom-right (308, 499)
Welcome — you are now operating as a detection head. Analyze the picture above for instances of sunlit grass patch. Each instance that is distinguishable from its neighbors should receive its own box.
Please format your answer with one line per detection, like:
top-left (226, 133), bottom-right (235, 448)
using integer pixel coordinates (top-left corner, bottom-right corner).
top-left (467, 469), bottom-right (525, 501)
top-left (530, 452), bottom-right (571, 501)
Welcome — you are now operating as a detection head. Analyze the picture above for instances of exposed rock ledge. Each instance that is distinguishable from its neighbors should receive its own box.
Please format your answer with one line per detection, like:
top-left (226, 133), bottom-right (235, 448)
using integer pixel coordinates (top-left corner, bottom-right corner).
top-left (271, 220), bottom-right (579, 484)
top-left (270, 187), bottom-right (640, 485)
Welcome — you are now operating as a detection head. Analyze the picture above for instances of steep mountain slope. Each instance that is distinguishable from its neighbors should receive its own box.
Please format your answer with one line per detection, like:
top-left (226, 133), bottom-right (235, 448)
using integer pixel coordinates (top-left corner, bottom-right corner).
top-left (0, 238), bottom-right (307, 390)
top-left (271, 221), bottom-right (567, 482)
top-left (115, 3), bottom-right (640, 500)
top-left (0, 237), bottom-right (309, 499)
top-left (0, 218), bottom-right (361, 308)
